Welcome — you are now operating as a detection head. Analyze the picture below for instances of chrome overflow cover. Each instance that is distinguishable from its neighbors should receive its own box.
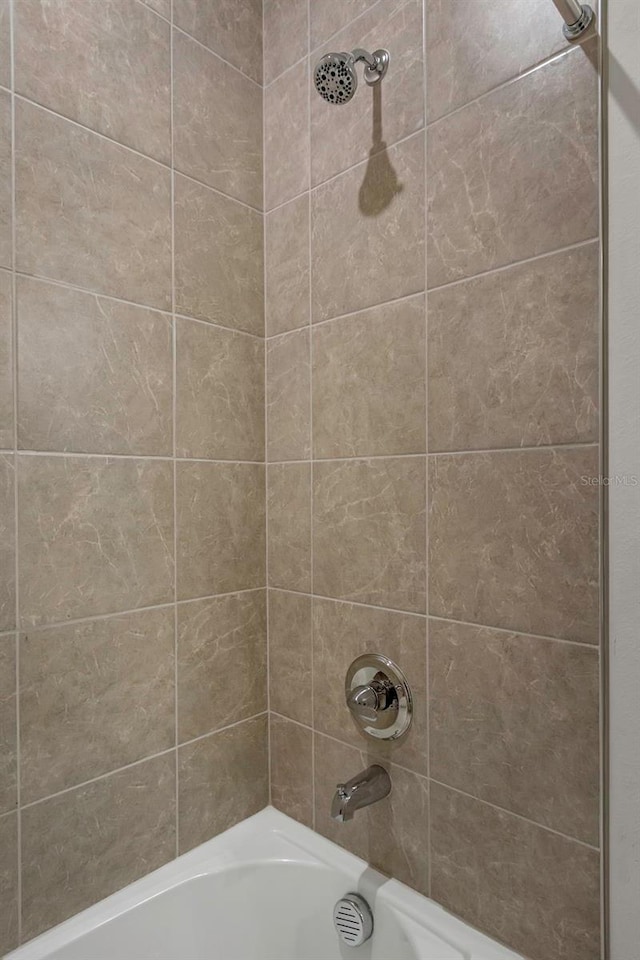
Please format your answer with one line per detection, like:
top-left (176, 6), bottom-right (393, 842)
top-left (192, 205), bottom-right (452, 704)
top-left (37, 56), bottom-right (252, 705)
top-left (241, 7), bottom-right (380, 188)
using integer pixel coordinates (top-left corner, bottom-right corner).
top-left (333, 893), bottom-right (373, 947)
top-left (345, 653), bottom-right (412, 740)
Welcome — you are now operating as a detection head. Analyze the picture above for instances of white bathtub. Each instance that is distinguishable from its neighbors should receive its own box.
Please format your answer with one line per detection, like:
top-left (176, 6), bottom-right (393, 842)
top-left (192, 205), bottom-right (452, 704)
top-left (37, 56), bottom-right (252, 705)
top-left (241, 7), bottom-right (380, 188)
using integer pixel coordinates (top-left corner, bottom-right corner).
top-left (7, 808), bottom-right (523, 960)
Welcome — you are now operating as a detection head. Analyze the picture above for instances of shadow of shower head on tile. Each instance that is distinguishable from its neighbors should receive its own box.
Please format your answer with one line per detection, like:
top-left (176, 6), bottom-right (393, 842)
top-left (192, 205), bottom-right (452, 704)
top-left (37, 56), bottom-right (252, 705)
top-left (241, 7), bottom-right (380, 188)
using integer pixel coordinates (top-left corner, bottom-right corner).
top-left (358, 85), bottom-right (403, 217)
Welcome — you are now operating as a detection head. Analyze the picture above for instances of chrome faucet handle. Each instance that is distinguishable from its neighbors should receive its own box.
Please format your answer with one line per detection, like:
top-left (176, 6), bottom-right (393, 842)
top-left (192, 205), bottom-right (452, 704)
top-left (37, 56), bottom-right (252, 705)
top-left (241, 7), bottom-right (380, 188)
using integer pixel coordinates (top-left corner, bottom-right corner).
top-left (345, 654), bottom-right (412, 741)
top-left (347, 683), bottom-right (381, 723)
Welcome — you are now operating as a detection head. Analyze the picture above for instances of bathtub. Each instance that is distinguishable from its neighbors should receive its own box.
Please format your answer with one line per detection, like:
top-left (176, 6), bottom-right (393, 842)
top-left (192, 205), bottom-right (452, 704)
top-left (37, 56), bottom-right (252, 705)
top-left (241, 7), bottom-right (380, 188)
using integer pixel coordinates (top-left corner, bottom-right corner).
top-left (8, 807), bottom-right (523, 960)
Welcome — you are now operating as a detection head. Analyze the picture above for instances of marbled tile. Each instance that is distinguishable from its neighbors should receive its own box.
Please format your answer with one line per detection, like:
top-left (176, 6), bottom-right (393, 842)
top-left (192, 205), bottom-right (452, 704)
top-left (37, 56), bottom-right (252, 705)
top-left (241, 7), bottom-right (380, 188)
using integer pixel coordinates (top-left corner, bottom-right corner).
top-left (430, 783), bottom-right (600, 960)
top-left (429, 619), bottom-right (600, 844)
top-left (314, 457), bottom-right (426, 613)
top-left (178, 714), bottom-right (268, 853)
top-left (267, 329), bottom-right (310, 462)
top-left (18, 277), bottom-right (173, 456)
top-left (314, 735), bottom-right (429, 895)
top-left (176, 318), bottom-right (264, 461)
top-left (0, 269), bottom-right (12, 448)
top-left (428, 244), bottom-right (600, 451)
top-left (173, 30), bottom-right (262, 208)
top-left (21, 755), bottom-right (176, 940)
top-left (142, 0), bottom-right (170, 17)
top-left (264, 59), bottom-right (309, 211)
top-left (311, 0), bottom-right (424, 185)
top-left (265, 196), bottom-right (310, 337)
top-left (270, 715), bottom-right (313, 828)
top-left (263, 0), bottom-right (308, 85)
top-left (313, 295), bottom-right (425, 457)
top-left (15, 100), bottom-right (172, 309)
top-left (310, 0), bottom-right (378, 47)
top-left (178, 590), bottom-right (267, 742)
top-left (173, 0), bottom-right (263, 84)
top-left (0, 0), bottom-right (10, 88)
top-left (0, 635), bottom-right (16, 814)
top-left (15, 0), bottom-right (171, 163)
top-left (0, 813), bottom-right (18, 956)
top-left (0, 455), bottom-right (15, 633)
top-left (268, 590), bottom-right (312, 725)
top-left (19, 608), bottom-right (175, 804)
top-left (267, 463), bottom-right (311, 593)
top-left (311, 132), bottom-right (424, 322)
top-left (427, 46), bottom-right (599, 288)
top-left (18, 455), bottom-right (174, 626)
top-left (174, 174), bottom-right (264, 336)
top-left (313, 598), bottom-right (427, 775)
top-left (176, 461), bottom-right (265, 600)
top-left (428, 447), bottom-right (600, 643)
top-left (0, 90), bottom-right (10, 270)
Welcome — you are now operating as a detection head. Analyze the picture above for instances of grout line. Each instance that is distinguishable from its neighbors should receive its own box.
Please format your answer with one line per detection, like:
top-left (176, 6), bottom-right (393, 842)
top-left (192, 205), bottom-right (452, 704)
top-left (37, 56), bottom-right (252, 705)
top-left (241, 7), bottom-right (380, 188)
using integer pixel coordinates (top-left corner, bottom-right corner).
top-left (278, 289), bottom-right (427, 336)
top-left (306, 0), bottom-right (316, 834)
top-left (422, 0), bottom-right (431, 899)
top-left (173, 310), bottom-right (262, 341)
top-left (11, 450), bottom-right (265, 464)
top-left (170, 22), bottom-right (263, 91)
top-left (262, 442), bottom-right (599, 465)
top-left (262, 0), bottom-right (272, 810)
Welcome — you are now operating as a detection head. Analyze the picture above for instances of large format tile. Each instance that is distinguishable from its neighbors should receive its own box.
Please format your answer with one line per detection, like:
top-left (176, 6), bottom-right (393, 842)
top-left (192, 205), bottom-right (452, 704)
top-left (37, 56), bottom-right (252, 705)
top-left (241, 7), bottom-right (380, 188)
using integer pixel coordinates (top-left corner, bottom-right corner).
top-left (0, 270), bottom-right (12, 448)
top-left (0, 0), bottom-right (9, 88)
top-left (430, 783), bottom-right (601, 960)
top-left (263, 0), bottom-right (308, 85)
top-left (177, 590), bottom-right (267, 742)
top-left (18, 455), bottom-right (174, 626)
top-left (15, 0), bottom-right (171, 163)
top-left (173, 0), bottom-right (263, 84)
top-left (310, 0), bottom-right (378, 48)
top-left (173, 31), bottom-right (262, 208)
top-left (427, 47), bottom-right (599, 288)
top-left (176, 318), bottom-right (264, 461)
top-left (15, 101), bottom-right (172, 309)
top-left (0, 635), bottom-right (16, 814)
top-left (311, 132), bottom-right (424, 322)
top-left (313, 295), bottom-right (425, 457)
top-left (176, 461), bottom-right (265, 600)
top-left (428, 244), bottom-right (600, 451)
top-left (0, 455), bottom-right (15, 632)
top-left (313, 598), bottom-right (428, 775)
top-left (0, 813), bottom-right (18, 956)
top-left (314, 457), bottom-right (426, 613)
top-left (270, 715), bottom-right (313, 828)
top-left (178, 714), bottom-right (268, 853)
top-left (19, 608), bottom-right (175, 804)
top-left (264, 60), bottom-right (309, 211)
top-left (429, 619), bottom-right (600, 844)
top-left (21, 755), bottom-right (176, 940)
top-left (265, 196), bottom-right (310, 336)
top-left (267, 463), bottom-right (311, 593)
top-left (18, 278), bottom-right (173, 456)
top-left (267, 329), bottom-right (310, 462)
top-left (311, 0), bottom-right (424, 185)
top-left (428, 447), bottom-right (600, 643)
top-left (0, 90), bottom-right (10, 269)
top-left (174, 175), bottom-right (263, 336)
top-left (268, 590), bottom-right (312, 725)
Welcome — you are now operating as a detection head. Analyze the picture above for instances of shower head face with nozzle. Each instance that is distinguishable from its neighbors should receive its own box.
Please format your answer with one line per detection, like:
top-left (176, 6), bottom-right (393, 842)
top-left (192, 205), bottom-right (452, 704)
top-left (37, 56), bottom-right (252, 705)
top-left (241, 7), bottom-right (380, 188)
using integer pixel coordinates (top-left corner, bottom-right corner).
top-left (314, 53), bottom-right (357, 105)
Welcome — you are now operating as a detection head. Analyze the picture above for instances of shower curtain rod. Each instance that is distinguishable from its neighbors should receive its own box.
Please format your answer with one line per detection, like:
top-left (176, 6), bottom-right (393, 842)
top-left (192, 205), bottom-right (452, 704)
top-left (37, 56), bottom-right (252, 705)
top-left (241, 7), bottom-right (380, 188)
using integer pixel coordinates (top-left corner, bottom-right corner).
top-left (552, 0), bottom-right (595, 40)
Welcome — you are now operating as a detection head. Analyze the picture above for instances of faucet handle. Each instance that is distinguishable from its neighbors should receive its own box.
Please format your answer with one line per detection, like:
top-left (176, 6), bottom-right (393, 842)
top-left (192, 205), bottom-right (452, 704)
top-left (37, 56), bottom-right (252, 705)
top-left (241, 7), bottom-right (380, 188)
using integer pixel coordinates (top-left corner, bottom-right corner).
top-left (345, 654), bottom-right (413, 741)
top-left (346, 683), bottom-right (380, 723)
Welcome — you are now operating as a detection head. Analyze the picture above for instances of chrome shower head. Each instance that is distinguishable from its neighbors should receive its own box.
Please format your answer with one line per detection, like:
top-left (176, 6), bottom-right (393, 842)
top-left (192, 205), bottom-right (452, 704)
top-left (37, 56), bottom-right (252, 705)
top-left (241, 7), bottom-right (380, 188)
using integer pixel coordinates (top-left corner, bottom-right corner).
top-left (313, 48), bottom-right (389, 105)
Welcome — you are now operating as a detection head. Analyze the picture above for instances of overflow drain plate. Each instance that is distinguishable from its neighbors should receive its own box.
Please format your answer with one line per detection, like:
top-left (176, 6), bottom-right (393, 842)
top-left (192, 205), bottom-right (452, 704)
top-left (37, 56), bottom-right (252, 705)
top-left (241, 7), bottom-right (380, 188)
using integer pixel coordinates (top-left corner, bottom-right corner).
top-left (333, 893), bottom-right (374, 947)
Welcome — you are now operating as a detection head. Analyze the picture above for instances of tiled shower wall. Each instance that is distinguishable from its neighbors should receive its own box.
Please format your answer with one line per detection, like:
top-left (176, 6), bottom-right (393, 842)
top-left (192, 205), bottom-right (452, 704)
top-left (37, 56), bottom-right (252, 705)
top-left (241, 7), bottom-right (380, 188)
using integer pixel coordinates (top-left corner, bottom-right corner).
top-left (264, 2), bottom-right (602, 959)
top-left (0, 0), bottom-right (267, 950)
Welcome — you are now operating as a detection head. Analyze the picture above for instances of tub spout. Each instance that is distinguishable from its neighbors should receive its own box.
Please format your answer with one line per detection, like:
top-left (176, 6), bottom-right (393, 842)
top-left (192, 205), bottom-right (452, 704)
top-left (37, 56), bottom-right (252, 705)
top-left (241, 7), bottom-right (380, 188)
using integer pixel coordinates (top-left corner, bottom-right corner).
top-left (330, 764), bottom-right (391, 822)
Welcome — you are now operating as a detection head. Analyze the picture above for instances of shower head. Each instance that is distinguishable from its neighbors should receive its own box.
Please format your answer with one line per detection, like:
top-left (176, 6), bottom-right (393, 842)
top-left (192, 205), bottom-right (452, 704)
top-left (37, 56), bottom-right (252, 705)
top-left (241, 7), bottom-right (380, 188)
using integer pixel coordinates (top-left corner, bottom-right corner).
top-left (313, 48), bottom-right (389, 105)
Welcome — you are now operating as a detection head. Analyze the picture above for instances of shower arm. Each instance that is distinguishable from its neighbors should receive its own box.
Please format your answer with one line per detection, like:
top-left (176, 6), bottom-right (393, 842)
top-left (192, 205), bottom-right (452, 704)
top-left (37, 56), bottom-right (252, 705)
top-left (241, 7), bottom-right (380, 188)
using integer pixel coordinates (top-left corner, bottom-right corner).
top-left (350, 48), bottom-right (390, 86)
top-left (552, 0), bottom-right (595, 40)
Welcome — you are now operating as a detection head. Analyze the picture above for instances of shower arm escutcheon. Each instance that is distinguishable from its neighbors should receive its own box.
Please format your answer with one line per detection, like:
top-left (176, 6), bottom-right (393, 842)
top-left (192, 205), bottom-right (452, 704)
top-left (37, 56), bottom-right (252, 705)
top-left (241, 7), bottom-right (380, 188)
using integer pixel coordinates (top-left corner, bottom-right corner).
top-left (350, 48), bottom-right (390, 86)
top-left (552, 0), bottom-right (595, 40)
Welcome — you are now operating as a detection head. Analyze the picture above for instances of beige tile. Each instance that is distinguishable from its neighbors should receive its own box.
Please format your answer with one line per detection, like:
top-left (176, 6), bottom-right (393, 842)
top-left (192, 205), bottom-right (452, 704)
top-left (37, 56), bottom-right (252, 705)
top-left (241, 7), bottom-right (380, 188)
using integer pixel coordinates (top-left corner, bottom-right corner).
top-left (0, 270), bottom-right (12, 448)
top-left (267, 463), bottom-right (311, 593)
top-left (314, 457), bottom-right (426, 613)
top-left (264, 59), bottom-right (310, 211)
top-left (18, 455), bottom-right (174, 626)
top-left (0, 0), bottom-right (9, 88)
top-left (173, 31), bottom-right (262, 208)
top-left (0, 90), bottom-right (10, 269)
top-left (174, 174), bottom-right (264, 336)
top-left (313, 598), bottom-right (427, 775)
top-left (270, 715), bottom-right (313, 827)
top-left (19, 608), bottom-right (175, 804)
top-left (311, 0), bottom-right (424, 185)
top-left (177, 590), bottom-right (267, 742)
top-left (15, 0), bottom-right (171, 163)
top-left (269, 590), bottom-right (312, 725)
top-left (0, 455), bottom-right (15, 633)
top-left (267, 329), bottom-right (310, 462)
top-left (311, 132), bottom-right (424, 322)
top-left (0, 635), bottom-right (16, 814)
top-left (176, 318), bottom-right (264, 461)
top-left (173, 0), bottom-right (262, 84)
top-left (428, 244), bottom-right (600, 451)
top-left (142, 0), bottom-right (170, 17)
top-left (427, 47), bottom-right (599, 288)
top-left (18, 277), bottom-right (173, 456)
top-left (428, 448), bottom-right (600, 643)
top-left (15, 100), bottom-right (172, 309)
top-left (429, 619), bottom-right (599, 844)
top-left (22, 754), bottom-right (176, 940)
top-left (178, 714), bottom-right (268, 853)
top-left (430, 783), bottom-right (600, 960)
top-left (176, 461), bottom-right (265, 600)
top-left (313, 295), bottom-right (425, 457)
top-left (263, 0), bottom-right (308, 85)
top-left (314, 735), bottom-right (429, 895)
top-left (265, 196), bottom-right (310, 337)
top-left (310, 0), bottom-right (378, 48)
top-left (0, 812), bottom-right (18, 956)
